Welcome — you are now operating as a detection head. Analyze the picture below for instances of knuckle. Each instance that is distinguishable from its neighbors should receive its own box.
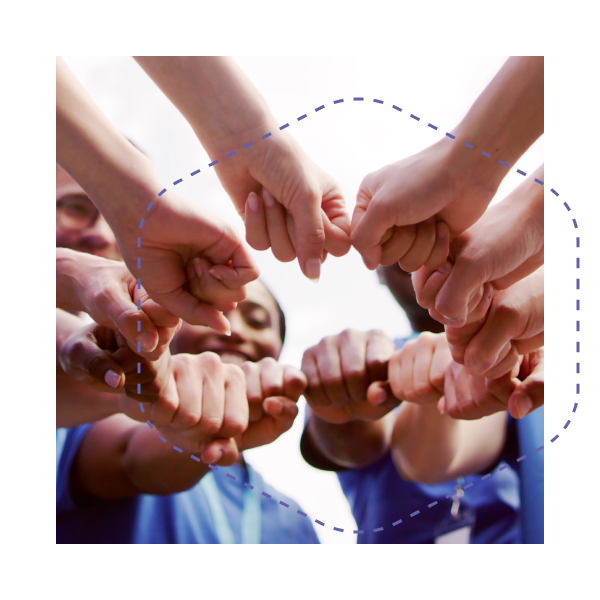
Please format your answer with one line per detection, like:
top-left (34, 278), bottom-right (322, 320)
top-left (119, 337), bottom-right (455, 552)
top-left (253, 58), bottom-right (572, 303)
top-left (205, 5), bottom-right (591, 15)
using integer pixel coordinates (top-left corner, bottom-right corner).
top-left (200, 352), bottom-right (223, 370)
top-left (200, 417), bottom-right (222, 437)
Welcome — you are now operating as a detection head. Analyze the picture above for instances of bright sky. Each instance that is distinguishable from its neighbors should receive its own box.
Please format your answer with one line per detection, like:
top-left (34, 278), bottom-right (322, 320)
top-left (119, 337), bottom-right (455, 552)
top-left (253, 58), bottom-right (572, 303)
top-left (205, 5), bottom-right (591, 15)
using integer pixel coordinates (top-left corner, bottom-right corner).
top-left (63, 56), bottom-right (543, 543)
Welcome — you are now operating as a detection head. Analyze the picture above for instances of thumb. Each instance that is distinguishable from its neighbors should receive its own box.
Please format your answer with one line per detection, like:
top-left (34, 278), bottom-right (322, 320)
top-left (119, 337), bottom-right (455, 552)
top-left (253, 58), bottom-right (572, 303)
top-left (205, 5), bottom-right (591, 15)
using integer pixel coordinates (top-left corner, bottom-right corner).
top-left (66, 334), bottom-right (125, 392)
top-left (508, 353), bottom-right (544, 419)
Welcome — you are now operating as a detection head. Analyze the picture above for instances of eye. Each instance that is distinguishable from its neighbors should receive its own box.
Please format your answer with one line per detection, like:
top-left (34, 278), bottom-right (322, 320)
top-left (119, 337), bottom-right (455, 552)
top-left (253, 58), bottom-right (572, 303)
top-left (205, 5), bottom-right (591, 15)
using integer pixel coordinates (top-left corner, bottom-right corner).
top-left (245, 307), bottom-right (271, 329)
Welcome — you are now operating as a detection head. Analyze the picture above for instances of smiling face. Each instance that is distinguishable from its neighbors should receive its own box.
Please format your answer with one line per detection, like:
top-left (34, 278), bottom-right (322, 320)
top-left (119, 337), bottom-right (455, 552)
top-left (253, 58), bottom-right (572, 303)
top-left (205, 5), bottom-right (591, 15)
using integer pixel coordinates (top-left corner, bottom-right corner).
top-left (56, 164), bottom-right (121, 261)
top-left (170, 280), bottom-right (284, 364)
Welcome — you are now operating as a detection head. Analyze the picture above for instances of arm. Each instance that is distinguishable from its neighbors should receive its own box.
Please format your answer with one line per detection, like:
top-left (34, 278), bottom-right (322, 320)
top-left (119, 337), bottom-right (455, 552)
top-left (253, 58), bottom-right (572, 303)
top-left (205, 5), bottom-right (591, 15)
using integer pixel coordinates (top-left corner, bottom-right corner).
top-left (133, 56), bottom-right (351, 281)
top-left (351, 56), bottom-right (544, 272)
top-left (388, 331), bottom-right (507, 483)
top-left (300, 329), bottom-right (399, 470)
top-left (412, 165), bottom-right (545, 328)
top-left (56, 58), bottom-right (259, 330)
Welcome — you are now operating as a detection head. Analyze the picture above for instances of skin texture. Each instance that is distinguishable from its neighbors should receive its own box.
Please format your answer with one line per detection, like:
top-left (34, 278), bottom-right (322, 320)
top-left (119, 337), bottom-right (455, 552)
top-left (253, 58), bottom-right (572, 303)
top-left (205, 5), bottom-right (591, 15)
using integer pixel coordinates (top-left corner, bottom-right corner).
top-left (351, 57), bottom-right (543, 272)
top-left (133, 56), bottom-right (352, 282)
top-left (56, 57), bottom-right (260, 332)
top-left (70, 281), bottom-right (307, 498)
top-left (412, 165), bottom-right (544, 328)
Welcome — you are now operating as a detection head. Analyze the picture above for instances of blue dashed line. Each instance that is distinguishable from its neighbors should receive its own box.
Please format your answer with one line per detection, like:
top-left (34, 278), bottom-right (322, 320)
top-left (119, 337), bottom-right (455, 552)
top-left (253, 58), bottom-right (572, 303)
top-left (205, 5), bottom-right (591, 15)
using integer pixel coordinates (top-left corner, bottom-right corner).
top-left (208, 160), bottom-right (218, 167)
top-left (445, 132), bottom-right (456, 139)
top-left (481, 151), bottom-right (491, 158)
top-left (208, 465), bottom-right (218, 470)
top-left (279, 123), bottom-right (289, 130)
top-left (137, 279), bottom-right (141, 289)
top-left (564, 202), bottom-right (571, 211)
top-left (262, 492), bottom-right (271, 499)
top-left (146, 202), bottom-right (153, 211)
top-left (535, 178), bottom-right (544, 185)
top-left (373, 527), bottom-right (384, 532)
top-left (226, 151), bottom-right (236, 158)
top-left (535, 446), bottom-right (544, 452)
top-left (551, 188), bottom-right (559, 196)
top-left (139, 219), bottom-right (145, 228)
top-left (333, 527), bottom-right (344, 532)
top-left (333, 99), bottom-right (344, 104)
top-left (137, 237), bottom-right (141, 248)
top-left (481, 474), bottom-right (491, 480)
top-left (410, 510), bottom-right (420, 517)
top-left (392, 105), bottom-right (402, 112)
top-left (551, 435), bottom-right (559, 443)
top-left (354, 97), bottom-right (364, 101)
top-left (517, 169), bottom-right (527, 176)
top-left (428, 501), bottom-right (438, 508)
top-left (140, 404), bottom-right (145, 414)
top-left (564, 420), bottom-right (571, 429)
top-left (279, 501), bottom-right (289, 508)
top-left (499, 465), bottom-right (508, 471)
top-left (173, 178), bottom-right (183, 185)
top-left (173, 446), bottom-right (182, 453)
top-left (226, 473), bottom-right (236, 480)
top-left (517, 455), bottom-right (527, 462)
top-left (297, 511), bottom-right (307, 517)
top-left (244, 142), bottom-right (254, 149)
top-left (297, 114), bottom-right (307, 121)
top-left (573, 219), bottom-right (578, 228)
top-left (464, 483), bottom-right (473, 489)
top-left (573, 403), bottom-right (578, 413)
top-left (315, 520), bottom-right (325, 526)
top-left (315, 105), bottom-right (325, 111)
top-left (191, 169), bottom-right (201, 176)
top-left (191, 455), bottom-right (200, 462)
top-left (262, 132), bottom-right (272, 139)
top-left (463, 142), bottom-right (473, 149)
top-left (499, 160), bottom-right (509, 167)
top-left (158, 435), bottom-right (166, 443)
top-left (137, 258), bottom-right (140, 268)
top-left (428, 123), bottom-right (438, 130)
top-left (410, 114), bottom-right (420, 121)
top-left (244, 483), bottom-right (254, 489)
top-left (373, 99), bottom-right (383, 104)
top-left (158, 189), bottom-right (167, 196)
top-left (392, 519), bottom-right (402, 526)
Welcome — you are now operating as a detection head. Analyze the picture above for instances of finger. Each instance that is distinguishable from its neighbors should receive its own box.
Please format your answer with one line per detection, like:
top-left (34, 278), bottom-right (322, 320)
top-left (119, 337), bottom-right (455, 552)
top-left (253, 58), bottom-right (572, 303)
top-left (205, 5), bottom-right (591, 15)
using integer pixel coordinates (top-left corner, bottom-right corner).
top-left (429, 337), bottom-right (452, 394)
top-left (399, 343), bottom-right (417, 400)
top-left (263, 396), bottom-right (300, 427)
top-left (194, 354), bottom-right (225, 436)
top-left (136, 287), bottom-right (181, 329)
top-left (263, 188), bottom-right (296, 262)
top-left (379, 225), bottom-right (417, 266)
top-left (316, 337), bottom-right (352, 406)
top-left (412, 261), bottom-right (453, 310)
top-left (366, 381), bottom-right (399, 408)
top-left (282, 366), bottom-right (308, 402)
top-left (514, 332), bottom-right (544, 356)
top-left (508, 355), bottom-right (544, 419)
top-left (388, 350), bottom-right (404, 400)
top-left (301, 352), bottom-right (329, 407)
top-left (219, 364), bottom-right (249, 439)
top-left (478, 343), bottom-right (520, 379)
top-left (259, 357), bottom-right (285, 398)
top-left (424, 222), bottom-right (450, 271)
top-left (338, 330), bottom-right (369, 402)
top-left (244, 191), bottom-right (270, 251)
top-left (202, 438), bottom-right (239, 466)
top-left (365, 331), bottom-right (395, 382)
top-left (241, 362), bottom-right (264, 422)
top-left (288, 184), bottom-right (326, 282)
top-left (69, 336), bottom-right (126, 392)
top-left (190, 258), bottom-right (247, 307)
top-left (485, 370), bottom-right (519, 405)
top-left (412, 335), bottom-right (439, 404)
top-left (398, 218), bottom-right (436, 273)
top-left (440, 364), bottom-right (457, 416)
top-left (351, 188), bottom-right (391, 270)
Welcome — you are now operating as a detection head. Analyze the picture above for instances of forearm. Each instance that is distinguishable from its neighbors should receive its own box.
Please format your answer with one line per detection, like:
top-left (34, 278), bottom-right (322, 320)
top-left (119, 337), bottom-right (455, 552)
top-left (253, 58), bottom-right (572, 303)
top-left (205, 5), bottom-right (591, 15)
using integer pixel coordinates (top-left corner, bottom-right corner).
top-left (449, 56), bottom-right (544, 190)
top-left (56, 57), bottom-right (158, 227)
top-left (134, 56), bottom-right (275, 153)
top-left (304, 413), bottom-right (392, 470)
top-left (123, 423), bottom-right (211, 495)
top-left (391, 403), bottom-right (507, 484)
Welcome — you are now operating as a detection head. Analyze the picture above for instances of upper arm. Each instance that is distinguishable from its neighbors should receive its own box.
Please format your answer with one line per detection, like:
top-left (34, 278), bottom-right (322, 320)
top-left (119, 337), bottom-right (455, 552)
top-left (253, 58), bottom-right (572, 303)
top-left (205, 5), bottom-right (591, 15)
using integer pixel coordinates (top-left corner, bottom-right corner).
top-left (72, 414), bottom-right (141, 501)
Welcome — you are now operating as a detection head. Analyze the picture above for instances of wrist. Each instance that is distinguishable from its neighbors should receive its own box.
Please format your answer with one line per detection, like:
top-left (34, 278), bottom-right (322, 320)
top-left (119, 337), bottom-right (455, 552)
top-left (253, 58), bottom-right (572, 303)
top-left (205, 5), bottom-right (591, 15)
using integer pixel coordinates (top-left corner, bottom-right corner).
top-left (56, 249), bottom-right (88, 311)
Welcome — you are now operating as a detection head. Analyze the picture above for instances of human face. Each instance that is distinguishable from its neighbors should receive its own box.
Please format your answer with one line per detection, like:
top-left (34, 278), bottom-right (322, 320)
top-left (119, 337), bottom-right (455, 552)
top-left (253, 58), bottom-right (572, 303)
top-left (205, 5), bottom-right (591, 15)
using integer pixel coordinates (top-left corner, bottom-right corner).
top-left (170, 280), bottom-right (283, 365)
top-left (56, 165), bottom-right (121, 261)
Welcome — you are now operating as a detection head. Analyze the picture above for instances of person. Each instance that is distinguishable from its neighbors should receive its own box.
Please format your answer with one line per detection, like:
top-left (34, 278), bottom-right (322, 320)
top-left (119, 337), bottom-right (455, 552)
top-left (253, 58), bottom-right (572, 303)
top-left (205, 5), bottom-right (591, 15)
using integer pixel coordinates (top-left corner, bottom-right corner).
top-left (300, 264), bottom-right (523, 543)
top-left (350, 57), bottom-right (543, 286)
top-left (57, 280), bottom-right (319, 544)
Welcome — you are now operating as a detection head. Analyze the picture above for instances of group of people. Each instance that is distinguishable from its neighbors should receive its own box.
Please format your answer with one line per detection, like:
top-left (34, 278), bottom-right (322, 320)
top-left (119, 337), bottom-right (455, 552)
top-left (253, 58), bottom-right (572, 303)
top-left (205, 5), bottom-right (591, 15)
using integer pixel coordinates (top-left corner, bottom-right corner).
top-left (56, 56), bottom-right (545, 544)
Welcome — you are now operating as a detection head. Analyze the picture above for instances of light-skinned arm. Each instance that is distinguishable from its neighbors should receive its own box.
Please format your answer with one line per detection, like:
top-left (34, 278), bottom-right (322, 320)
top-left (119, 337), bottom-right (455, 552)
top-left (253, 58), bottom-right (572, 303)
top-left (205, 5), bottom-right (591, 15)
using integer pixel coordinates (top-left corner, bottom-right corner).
top-left (388, 331), bottom-right (507, 484)
top-left (133, 56), bottom-right (351, 282)
top-left (412, 165), bottom-right (544, 328)
top-left (56, 57), bottom-right (259, 332)
top-left (351, 56), bottom-right (544, 272)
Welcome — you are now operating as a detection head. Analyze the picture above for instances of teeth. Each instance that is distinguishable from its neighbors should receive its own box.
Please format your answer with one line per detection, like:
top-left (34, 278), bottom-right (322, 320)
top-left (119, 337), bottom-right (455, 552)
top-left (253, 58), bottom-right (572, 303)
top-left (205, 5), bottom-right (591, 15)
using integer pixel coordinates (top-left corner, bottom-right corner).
top-left (219, 352), bottom-right (246, 366)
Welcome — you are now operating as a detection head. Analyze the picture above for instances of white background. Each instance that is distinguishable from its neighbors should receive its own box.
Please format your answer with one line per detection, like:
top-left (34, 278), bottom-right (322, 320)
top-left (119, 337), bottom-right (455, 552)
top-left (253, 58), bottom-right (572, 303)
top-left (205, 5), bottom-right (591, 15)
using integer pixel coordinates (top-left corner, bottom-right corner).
top-left (61, 54), bottom-right (544, 544)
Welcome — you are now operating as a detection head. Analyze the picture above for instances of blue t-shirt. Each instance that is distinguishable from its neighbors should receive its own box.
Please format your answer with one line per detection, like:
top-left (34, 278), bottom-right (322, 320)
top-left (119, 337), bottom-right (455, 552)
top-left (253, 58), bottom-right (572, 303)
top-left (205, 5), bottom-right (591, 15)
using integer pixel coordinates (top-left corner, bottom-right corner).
top-left (57, 425), bottom-right (319, 544)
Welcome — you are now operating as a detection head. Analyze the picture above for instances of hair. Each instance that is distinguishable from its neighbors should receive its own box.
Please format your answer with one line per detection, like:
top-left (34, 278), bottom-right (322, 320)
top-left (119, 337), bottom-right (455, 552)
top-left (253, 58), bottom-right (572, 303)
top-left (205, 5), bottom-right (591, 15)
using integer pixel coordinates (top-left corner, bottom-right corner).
top-left (258, 280), bottom-right (286, 345)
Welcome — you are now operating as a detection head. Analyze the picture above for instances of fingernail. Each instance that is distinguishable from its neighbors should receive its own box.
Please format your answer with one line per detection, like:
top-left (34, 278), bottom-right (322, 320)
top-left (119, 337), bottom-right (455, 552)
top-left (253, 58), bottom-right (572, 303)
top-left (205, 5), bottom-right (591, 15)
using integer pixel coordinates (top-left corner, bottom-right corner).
top-left (438, 397), bottom-right (447, 415)
top-left (305, 258), bottom-right (321, 283)
top-left (209, 268), bottom-right (223, 281)
top-left (372, 388), bottom-right (387, 406)
top-left (263, 188), bottom-right (276, 208)
top-left (193, 257), bottom-right (202, 279)
top-left (104, 369), bottom-right (121, 389)
top-left (514, 393), bottom-right (533, 418)
top-left (247, 192), bottom-right (259, 212)
top-left (136, 330), bottom-right (157, 352)
top-left (437, 222), bottom-right (449, 238)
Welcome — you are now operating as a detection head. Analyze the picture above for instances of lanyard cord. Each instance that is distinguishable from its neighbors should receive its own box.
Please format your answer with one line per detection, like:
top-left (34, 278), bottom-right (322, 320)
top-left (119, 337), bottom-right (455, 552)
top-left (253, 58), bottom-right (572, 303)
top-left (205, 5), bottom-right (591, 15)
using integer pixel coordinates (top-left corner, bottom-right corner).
top-left (199, 465), bottom-right (262, 544)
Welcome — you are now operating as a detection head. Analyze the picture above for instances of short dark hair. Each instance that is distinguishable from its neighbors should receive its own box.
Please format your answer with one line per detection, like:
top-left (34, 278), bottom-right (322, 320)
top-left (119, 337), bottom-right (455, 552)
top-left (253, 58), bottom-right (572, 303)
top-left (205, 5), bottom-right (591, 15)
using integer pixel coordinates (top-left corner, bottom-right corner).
top-left (259, 280), bottom-right (286, 345)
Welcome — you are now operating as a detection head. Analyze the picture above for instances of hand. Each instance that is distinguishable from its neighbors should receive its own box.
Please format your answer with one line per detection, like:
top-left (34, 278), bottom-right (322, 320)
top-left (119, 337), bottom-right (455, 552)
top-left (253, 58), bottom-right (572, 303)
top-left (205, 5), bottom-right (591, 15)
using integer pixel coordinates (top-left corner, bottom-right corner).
top-left (57, 249), bottom-right (181, 358)
top-left (211, 130), bottom-right (351, 281)
top-left (113, 191), bottom-right (261, 335)
top-left (412, 166), bottom-right (544, 328)
top-left (439, 348), bottom-right (543, 420)
top-left (58, 322), bottom-right (137, 392)
top-left (350, 142), bottom-right (495, 271)
top-left (301, 329), bottom-right (398, 424)
top-left (235, 358), bottom-right (307, 450)
top-left (445, 267), bottom-right (544, 378)
top-left (388, 332), bottom-right (452, 405)
top-left (121, 352), bottom-right (248, 464)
